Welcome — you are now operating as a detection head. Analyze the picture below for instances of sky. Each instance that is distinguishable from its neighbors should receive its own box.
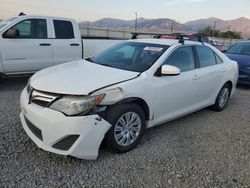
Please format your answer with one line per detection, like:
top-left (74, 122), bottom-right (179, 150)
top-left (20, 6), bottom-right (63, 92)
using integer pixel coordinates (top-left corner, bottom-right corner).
top-left (0, 0), bottom-right (250, 23)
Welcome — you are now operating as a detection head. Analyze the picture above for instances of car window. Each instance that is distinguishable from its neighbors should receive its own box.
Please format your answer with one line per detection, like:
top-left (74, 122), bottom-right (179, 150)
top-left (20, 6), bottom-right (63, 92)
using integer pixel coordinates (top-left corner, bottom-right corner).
top-left (163, 46), bottom-right (195, 72)
top-left (15, 20), bottom-right (31, 37)
top-left (7, 19), bottom-right (47, 39)
top-left (196, 46), bottom-right (217, 67)
top-left (90, 42), bottom-right (169, 73)
top-left (215, 53), bottom-right (223, 64)
top-left (53, 20), bottom-right (74, 39)
top-left (227, 42), bottom-right (250, 55)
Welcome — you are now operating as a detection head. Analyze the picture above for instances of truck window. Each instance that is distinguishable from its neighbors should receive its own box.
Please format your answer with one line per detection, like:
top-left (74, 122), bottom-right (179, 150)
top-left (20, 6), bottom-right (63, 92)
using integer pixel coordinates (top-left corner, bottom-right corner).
top-left (53, 20), bottom-right (74, 39)
top-left (5, 19), bottom-right (47, 39)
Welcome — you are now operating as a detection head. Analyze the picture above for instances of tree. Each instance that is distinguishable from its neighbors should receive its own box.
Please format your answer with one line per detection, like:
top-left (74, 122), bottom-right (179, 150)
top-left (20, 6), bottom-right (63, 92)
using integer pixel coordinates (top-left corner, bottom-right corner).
top-left (219, 31), bottom-right (242, 39)
top-left (198, 26), bottom-right (220, 37)
top-left (198, 26), bottom-right (242, 39)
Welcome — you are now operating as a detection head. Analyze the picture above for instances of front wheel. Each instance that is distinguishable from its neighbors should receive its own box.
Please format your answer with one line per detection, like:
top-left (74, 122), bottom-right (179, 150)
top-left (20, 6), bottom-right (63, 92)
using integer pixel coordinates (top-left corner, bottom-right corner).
top-left (105, 103), bottom-right (146, 153)
top-left (211, 83), bottom-right (231, 111)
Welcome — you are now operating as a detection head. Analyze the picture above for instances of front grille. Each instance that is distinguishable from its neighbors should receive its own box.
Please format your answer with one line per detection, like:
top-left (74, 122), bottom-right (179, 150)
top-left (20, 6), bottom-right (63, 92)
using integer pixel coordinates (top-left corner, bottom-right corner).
top-left (25, 117), bottom-right (43, 141)
top-left (30, 90), bottom-right (60, 107)
top-left (52, 135), bottom-right (79, 151)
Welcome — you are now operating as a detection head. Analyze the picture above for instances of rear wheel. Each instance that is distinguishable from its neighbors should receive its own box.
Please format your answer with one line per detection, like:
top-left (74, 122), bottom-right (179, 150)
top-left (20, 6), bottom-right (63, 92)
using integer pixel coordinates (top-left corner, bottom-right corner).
top-left (211, 83), bottom-right (231, 111)
top-left (105, 103), bottom-right (146, 153)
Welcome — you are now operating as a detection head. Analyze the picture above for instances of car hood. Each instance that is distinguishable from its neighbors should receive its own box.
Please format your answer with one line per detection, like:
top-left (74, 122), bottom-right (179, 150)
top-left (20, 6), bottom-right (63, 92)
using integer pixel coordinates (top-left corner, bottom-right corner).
top-left (30, 60), bottom-right (139, 95)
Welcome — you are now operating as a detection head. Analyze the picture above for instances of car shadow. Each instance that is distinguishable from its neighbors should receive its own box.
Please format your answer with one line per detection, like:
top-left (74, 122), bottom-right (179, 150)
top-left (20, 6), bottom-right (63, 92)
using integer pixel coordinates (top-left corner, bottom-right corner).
top-left (237, 84), bottom-right (250, 90)
top-left (0, 76), bottom-right (31, 91)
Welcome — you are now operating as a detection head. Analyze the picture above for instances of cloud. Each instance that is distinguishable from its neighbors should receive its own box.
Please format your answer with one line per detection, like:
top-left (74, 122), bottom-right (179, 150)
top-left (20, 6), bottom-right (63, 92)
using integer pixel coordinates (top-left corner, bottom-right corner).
top-left (165, 0), bottom-right (207, 6)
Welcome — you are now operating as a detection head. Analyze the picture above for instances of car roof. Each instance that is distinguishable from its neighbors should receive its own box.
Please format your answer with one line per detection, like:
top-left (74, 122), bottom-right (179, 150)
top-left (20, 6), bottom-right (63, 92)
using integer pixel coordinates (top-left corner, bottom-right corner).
top-left (16, 15), bottom-right (75, 21)
top-left (129, 38), bottom-right (206, 46)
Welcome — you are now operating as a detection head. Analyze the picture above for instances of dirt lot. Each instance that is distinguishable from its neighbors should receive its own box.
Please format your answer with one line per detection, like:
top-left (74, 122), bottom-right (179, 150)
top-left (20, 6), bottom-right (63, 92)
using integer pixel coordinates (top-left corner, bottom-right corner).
top-left (0, 77), bottom-right (250, 187)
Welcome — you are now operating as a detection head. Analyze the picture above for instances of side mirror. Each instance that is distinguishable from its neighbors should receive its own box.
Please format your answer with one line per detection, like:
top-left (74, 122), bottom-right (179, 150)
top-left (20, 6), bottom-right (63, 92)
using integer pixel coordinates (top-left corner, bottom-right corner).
top-left (161, 65), bottom-right (181, 76)
top-left (155, 65), bottom-right (181, 76)
top-left (3, 28), bottom-right (17, 38)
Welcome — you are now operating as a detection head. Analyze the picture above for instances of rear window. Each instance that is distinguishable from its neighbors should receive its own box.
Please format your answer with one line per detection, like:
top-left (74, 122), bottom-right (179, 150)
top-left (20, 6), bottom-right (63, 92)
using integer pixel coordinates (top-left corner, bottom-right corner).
top-left (53, 20), bottom-right (74, 39)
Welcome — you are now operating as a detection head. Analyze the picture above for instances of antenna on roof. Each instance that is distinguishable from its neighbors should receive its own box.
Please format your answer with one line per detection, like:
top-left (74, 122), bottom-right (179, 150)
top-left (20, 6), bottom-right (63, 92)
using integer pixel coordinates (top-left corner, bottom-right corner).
top-left (18, 12), bottom-right (26, 16)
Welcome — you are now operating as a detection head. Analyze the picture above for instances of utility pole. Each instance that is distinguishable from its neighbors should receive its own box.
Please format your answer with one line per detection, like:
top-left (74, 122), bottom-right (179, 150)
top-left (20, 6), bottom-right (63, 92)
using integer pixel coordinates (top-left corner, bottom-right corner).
top-left (170, 20), bottom-right (174, 34)
top-left (135, 12), bottom-right (138, 32)
top-left (227, 25), bottom-right (231, 38)
top-left (213, 21), bottom-right (217, 37)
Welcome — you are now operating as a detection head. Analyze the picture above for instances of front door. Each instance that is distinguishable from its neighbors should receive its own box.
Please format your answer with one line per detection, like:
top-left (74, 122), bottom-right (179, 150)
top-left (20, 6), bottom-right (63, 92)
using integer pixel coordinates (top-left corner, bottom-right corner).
top-left (153, 46), bottom-right (200, 124)
top-left (0, 18), bottom-right (53, 73)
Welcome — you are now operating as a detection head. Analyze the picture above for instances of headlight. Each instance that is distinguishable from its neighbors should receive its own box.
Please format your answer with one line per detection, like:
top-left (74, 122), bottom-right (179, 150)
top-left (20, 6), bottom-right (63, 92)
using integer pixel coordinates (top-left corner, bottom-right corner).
top-left (49, 94), bottom-right (105, 116)
top-left (96, 87), bottom-right (124, 105)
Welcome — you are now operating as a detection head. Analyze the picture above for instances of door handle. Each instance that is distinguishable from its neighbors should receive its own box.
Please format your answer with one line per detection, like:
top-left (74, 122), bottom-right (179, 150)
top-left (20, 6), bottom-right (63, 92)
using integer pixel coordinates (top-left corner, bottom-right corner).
top-left (70, 43), bottom-right (80, 46)
top-left (192, 74), bottom-right (200, 80)
top-left (39, 43), bottom-right (51, 46)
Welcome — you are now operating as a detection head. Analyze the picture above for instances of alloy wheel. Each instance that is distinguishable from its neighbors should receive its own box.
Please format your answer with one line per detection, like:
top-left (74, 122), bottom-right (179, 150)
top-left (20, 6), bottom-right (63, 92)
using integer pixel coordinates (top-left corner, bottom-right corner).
top-left (114, 112), bottom-right (142, 147)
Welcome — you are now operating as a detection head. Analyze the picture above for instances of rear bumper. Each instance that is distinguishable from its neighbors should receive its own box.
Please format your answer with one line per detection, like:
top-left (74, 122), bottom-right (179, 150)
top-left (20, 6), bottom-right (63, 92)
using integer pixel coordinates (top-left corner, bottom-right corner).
top-left (20, 89), bottom-right (111, 160)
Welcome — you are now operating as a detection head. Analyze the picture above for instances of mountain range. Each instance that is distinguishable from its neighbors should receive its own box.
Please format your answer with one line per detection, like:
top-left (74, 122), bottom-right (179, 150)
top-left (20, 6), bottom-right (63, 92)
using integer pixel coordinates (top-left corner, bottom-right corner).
top-left (80, 17), bottom-right (250, 38)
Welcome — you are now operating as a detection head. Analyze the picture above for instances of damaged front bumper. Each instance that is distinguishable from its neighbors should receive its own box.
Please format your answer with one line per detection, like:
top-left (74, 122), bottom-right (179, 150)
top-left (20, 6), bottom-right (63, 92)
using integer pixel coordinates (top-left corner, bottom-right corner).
top-left (20, 89), bottom-right (111, 160)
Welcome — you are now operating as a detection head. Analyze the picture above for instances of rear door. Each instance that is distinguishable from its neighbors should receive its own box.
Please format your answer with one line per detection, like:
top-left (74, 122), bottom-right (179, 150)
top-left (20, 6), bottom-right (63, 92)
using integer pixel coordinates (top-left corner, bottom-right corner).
top-left (0, 18), bottom-right (53, 73)
top-left (52, 19), bottom-right (82, 65)
top-left (194, 45), bottom-right (226, 103)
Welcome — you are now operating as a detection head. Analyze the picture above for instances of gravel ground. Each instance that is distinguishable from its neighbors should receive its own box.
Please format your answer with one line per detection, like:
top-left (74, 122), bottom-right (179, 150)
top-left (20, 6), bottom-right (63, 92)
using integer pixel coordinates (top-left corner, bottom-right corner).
top-left (0, 77), bottom-right (250, 188)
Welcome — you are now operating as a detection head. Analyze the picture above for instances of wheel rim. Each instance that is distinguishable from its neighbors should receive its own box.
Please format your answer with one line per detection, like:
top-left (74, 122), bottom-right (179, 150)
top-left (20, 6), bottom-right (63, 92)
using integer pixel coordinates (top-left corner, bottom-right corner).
top-left (114, 112), bottom-right (142, 147)
top-left (218, 87), bottom-right (229, 108)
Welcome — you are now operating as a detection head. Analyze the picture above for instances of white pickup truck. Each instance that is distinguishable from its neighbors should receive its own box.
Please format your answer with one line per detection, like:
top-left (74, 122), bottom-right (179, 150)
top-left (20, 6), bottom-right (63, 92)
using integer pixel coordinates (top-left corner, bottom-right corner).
top-left (0, 15), bottom-right (122, 76)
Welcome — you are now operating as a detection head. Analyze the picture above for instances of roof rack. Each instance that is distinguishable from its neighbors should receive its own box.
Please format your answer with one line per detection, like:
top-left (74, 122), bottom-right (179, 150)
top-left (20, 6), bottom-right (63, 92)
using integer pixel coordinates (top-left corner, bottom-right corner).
top-left (131, 32), bottom-right (172, 39)
top-left (197, 35), bottom-right (205, 45)
top-left (131, 32), bottom-right (188, 45)
top-left (18, 12), bottom-right (26, 16)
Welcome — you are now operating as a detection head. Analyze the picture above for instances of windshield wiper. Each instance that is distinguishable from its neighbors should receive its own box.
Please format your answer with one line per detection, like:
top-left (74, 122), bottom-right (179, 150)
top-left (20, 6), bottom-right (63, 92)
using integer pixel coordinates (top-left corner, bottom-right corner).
top-left (85, 57), bottom-right (114, 68)
top-left (98, 63), bottom-right (114, 68)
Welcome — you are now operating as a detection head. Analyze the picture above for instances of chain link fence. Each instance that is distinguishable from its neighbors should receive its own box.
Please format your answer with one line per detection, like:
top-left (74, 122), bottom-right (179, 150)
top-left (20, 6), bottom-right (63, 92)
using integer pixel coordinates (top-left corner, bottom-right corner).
top-left (79, 25), bottom-right (132, 39)
top-left (79, 26), bottom-right (243, 49)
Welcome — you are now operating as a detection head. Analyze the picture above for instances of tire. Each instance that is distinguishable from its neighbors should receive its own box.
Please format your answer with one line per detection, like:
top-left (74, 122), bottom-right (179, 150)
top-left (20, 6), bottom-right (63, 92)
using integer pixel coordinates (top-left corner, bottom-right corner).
top-left (211, 83), bottom-right (231, 112)
top-left (105, 103), bottom-right (146, 153)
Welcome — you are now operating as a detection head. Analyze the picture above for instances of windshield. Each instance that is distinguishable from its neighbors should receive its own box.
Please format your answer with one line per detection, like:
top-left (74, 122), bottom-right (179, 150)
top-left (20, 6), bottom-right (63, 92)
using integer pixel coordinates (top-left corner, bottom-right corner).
top-left (227, 42), bottom-right (250, 55)
top-left (89, 42), bottom-right (169, 73)
top-left (0, 17), bottom-right (18, 30)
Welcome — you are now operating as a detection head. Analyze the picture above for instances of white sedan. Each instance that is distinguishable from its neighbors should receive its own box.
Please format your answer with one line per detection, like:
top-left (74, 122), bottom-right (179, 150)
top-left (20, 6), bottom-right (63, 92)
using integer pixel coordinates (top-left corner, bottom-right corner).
top-left (20, 39), bottom-right (238, 160)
